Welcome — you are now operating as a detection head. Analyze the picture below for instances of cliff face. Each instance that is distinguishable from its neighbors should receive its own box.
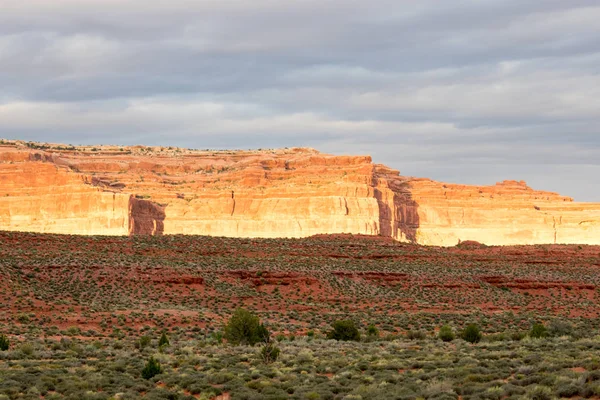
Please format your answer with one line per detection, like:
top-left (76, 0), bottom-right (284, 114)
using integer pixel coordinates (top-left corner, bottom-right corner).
top-left (0, 159), bottom-right (131, 235)
top-left (0, 141), bottom-right (598, 245)
top-left (405, 179), bottom-right (600, 246)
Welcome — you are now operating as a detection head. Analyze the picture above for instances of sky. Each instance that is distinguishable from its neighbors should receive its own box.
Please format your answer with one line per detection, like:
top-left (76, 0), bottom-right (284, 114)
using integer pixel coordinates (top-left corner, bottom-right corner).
top-left (1, 0), bottom-right (599, 201)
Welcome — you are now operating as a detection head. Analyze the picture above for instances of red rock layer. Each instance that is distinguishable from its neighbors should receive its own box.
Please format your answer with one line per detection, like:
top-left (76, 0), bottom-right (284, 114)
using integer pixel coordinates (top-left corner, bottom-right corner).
top-left (0, 140), bottom-right (598, 245)
top-left (0, 155), bottom-right (130, 235)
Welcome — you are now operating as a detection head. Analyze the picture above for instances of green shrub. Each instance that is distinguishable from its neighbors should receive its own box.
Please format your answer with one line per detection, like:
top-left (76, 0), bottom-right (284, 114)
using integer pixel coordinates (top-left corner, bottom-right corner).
top-left (327, 320), bottom-right (361, 341)
top-left (224, 308), bottom-right (269, 345)
top-left (66, 326), bottom-right (80, 336)
top-left (485, 332), bottom-right (512, 342)
top-left (139, 335), bottom-right (151, 349)
top-left (367, 324), bottom-right (379, 337)
top-left (555, 383), bottom-right (582, 397)
top-left (211, 331), bottom-right (224, 343)
top-left (20, 343), bottom-right (34, 356)
top-left (438, 325), bottom-right (455, 342)
top-left (547, 319), bottom-right (573, 337)
top-left (529, 323), bottom-right (548, 339)
top-left (406, 330), bottom-right (427, 340)
top-left (461, 324), bottom-right (482, 344)
top-left (527, 385), bottom-right (553, 400)
top-left (158, 332), bottom-right (170, 347)
top-left (423, 378), bottom-right (455, 398)
top-left (275, 334), bottom-right (286, 342)
top-left (259, 342), bottom-right (280, 364)
top-left (485, 386), bottom-right (504, 400)
top-left (0, 334), bottom-right (9, 351)
top-left (17, 313), bottom-right (30, 324)
top-left (142, 356), bottom-right (162, 380)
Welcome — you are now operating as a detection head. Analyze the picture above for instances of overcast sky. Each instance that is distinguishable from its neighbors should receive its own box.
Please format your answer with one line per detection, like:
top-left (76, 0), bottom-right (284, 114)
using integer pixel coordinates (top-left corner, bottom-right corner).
top-left (1, 1), bottom-right (599, 201)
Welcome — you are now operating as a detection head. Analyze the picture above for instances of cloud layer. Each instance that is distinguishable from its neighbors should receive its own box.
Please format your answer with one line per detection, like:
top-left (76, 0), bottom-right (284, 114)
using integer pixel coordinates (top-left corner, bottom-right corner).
top-left (1, 0), bottom-right (599, 200)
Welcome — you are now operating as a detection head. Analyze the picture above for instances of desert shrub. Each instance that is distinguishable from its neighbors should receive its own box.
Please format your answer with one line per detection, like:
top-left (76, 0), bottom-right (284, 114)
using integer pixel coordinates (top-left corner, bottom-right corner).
top-left (275, 334), bottom-right (286, 342)
top-left (142, 356), bottom-right (162, 380)
top-left (66, 326), bottom-right (80, 336)
top-left (144, 388), bottom-right (179, 399)
top-left (423, 378), bottom-right (456, 398)
top-left (529, 324), bottom-right (548, 339)
top-left (526, 385), bottom-right (553, 400)
top-left (348, 383), bottom-right (417, 399)
top-left (158, 332), bottom-right (170, 347)
top-left (224, 308), bottom-right (269, 345)
top-left (327, 320), bottom-right (361, 341)
top-left (485, 386), bottom-right (505, 400)
top-left (461, 324), bottom-right (482, 344)
top-left (581, 385), bottom-right (600, 398)
top-left (547, 319), bottom-right (573, 337)
top-left (20, 343), bottom-right (34, 356)
top-left (367, 324), bottom-right (379, 337)
top-left (296, 349), bottom-right (314, 363)
top-left (211, 331), bottom-right (224, 344)
top-left (0, 335), bottom-right (9, 351)
top-left (485, 332), bottom-right (510, 342)
top-left (438, 325), bottom-right (455, 342)
top-left (208, 372), bottom-right (235, 386)
top-left (406, 330), bottom-right (427, 340)
top-left (258, 342), bottom-right (280, 364)
top-left (139, 335), bottom-right (151, 349)
top-left (555, 382), bottom-right (582, 397)
top-left (510, 331), bottom-right (526, 341)
top-left (502, 383), bottom-right (526, 396)
top-left (17, 313), bottom-right (30, 324)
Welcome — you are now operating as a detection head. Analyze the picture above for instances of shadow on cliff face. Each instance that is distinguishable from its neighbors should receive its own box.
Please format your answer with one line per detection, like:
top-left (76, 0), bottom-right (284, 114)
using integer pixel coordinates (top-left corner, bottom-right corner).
top-left (373, 174), bottom-right (420, 243)
top-left (128, 197), bottom-right (166, 235)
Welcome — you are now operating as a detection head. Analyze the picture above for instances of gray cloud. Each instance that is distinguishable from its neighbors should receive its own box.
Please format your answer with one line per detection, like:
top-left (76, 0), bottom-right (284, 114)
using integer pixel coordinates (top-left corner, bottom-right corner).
top-left (0, 0), bottom-right (599, 200)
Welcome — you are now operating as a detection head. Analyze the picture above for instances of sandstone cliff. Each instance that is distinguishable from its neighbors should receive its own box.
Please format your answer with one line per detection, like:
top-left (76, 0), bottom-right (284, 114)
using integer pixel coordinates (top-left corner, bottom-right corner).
top-left (0, 140), bottom-right (598, 245)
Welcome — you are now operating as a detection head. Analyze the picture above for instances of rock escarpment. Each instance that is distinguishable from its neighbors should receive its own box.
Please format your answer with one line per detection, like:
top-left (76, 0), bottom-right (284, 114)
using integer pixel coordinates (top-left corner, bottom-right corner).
top-left (407, 179), bottom-right (600, 246)
top-left (0, 159), bottom-right (130, 235)
top-left (0, 140), bottom-right (599, 245)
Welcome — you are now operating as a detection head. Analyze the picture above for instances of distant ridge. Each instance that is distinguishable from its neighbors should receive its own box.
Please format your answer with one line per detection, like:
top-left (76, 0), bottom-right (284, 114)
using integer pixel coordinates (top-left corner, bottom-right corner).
top-left (1, 139), bottom-right (599, 245)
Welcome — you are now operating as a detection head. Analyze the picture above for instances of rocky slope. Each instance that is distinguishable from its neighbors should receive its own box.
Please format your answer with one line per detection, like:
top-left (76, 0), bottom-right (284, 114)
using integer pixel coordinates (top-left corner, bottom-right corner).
top-left (0, 140), bottom-right (598, 245)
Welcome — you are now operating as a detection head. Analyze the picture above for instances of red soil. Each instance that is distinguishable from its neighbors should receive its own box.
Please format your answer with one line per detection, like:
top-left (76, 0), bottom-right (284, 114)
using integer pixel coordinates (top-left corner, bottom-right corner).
top-left (1, 232), bottom-right (600, 333)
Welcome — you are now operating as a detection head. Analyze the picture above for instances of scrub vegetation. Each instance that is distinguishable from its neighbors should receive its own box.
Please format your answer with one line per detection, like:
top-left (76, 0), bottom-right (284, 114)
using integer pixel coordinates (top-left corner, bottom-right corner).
top-left (1, 231), bottom-right (600, 399)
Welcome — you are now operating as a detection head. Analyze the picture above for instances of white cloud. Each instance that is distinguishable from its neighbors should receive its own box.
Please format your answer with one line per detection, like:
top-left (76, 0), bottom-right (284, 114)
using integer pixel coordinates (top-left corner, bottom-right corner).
top-left (0, 0), bottom-right (599, 199)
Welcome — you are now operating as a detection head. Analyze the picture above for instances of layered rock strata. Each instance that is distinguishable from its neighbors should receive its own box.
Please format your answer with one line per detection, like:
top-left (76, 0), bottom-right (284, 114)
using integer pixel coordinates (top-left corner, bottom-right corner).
top-left (0, 140), bottom-right (598, 245)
